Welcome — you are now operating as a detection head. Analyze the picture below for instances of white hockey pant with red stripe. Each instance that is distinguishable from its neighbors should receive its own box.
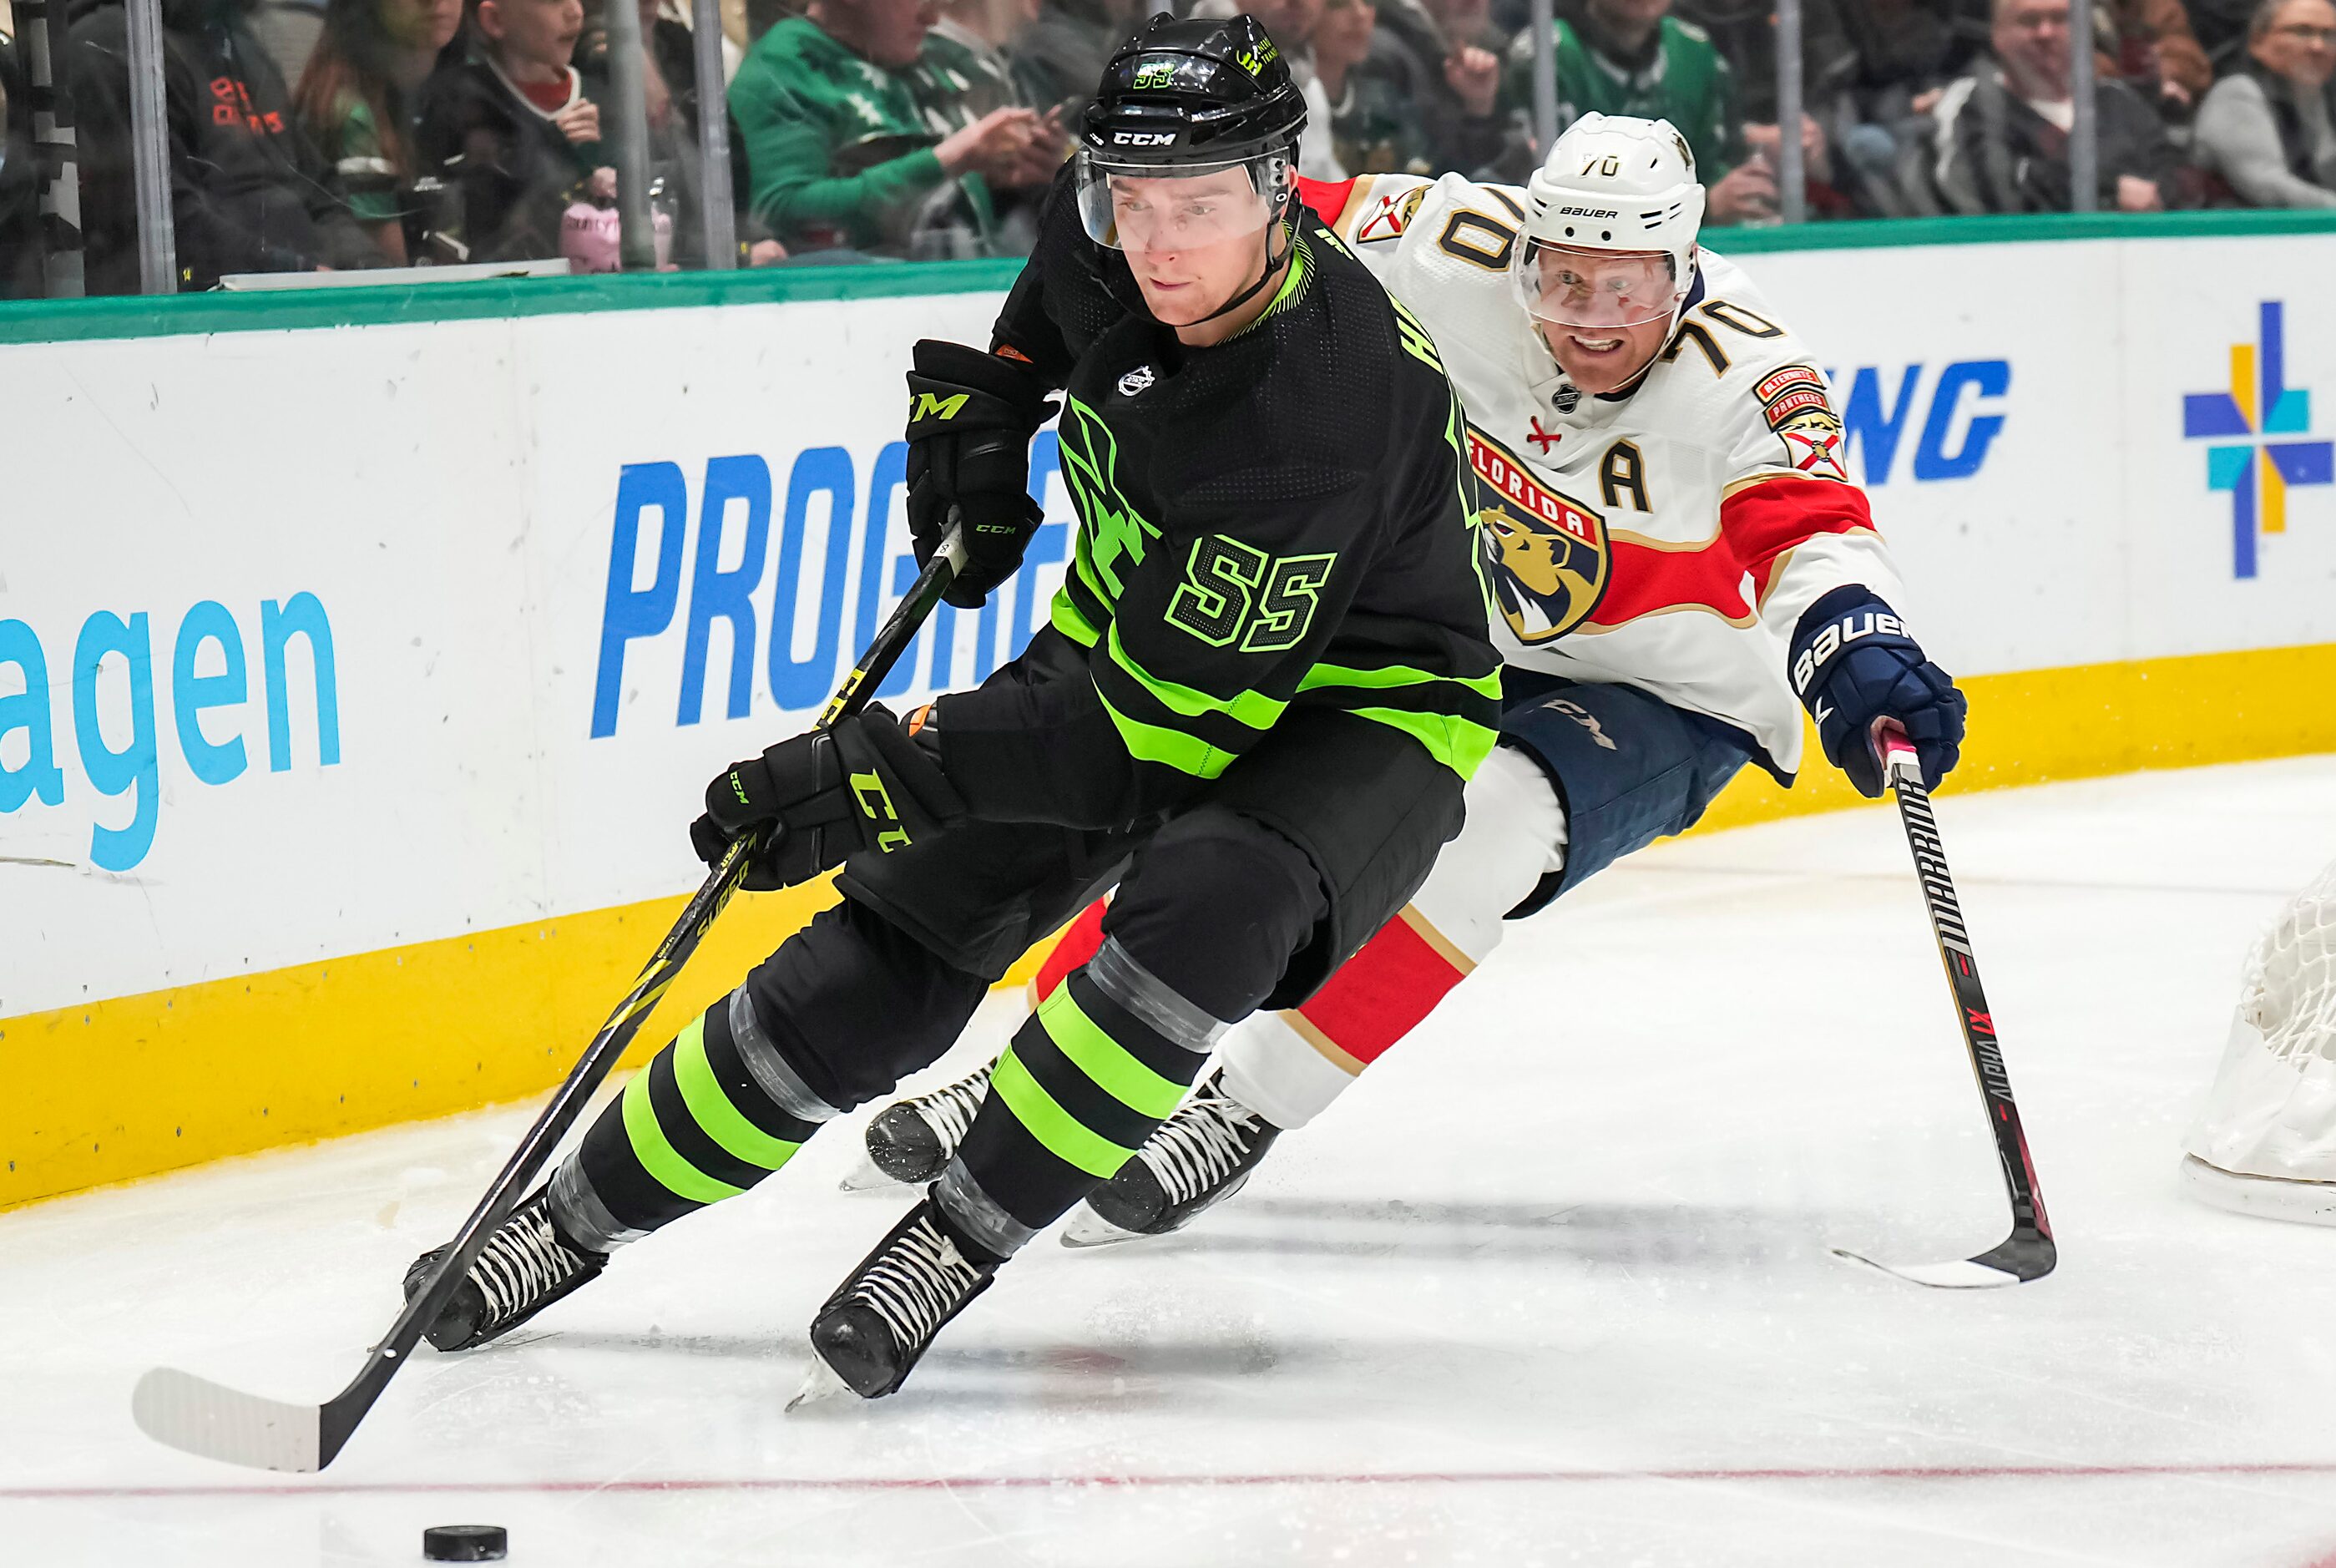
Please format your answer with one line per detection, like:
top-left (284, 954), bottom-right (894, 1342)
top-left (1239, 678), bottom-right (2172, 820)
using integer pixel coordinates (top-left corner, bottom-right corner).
top-left (1217, 744), bottom-right (1565, 1129)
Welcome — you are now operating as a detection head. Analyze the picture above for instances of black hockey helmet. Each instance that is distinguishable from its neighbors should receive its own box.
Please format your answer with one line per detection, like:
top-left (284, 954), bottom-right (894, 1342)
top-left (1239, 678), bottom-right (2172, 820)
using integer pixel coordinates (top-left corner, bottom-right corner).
top-left (1074, 14), bottom-right (1307, 271)
top-left (1080, 13), bottom-right (1308, 169)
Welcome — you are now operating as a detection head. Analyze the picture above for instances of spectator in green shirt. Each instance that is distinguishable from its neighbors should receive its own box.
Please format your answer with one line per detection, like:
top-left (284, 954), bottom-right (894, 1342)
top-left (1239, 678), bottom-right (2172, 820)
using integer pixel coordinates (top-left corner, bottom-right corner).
top-left (727, 0), bottom-right (1058, 257)
top-left (1505, 0), bottom-right (1777, 223)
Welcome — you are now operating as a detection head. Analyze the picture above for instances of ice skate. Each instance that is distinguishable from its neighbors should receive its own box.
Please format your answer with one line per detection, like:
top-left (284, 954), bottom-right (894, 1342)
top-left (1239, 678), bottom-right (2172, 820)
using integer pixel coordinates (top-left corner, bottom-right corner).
top-left (846, 1062), bottom-right (994, 1189)
top-left (1063, 1070), bottom-right (1280, 1247)
top-left (807, 1198), bottom-right (998, 1399)
top-left (402, 1188), bottom-right (607, 1352)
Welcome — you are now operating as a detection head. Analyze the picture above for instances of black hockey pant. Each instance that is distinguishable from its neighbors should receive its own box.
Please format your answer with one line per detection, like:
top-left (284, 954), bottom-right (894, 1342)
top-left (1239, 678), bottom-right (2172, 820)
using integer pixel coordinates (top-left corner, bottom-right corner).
top-left (555, 810), bottom-right (1322, 1258)
top-left (550, 713), bottom-right (1460, 1259)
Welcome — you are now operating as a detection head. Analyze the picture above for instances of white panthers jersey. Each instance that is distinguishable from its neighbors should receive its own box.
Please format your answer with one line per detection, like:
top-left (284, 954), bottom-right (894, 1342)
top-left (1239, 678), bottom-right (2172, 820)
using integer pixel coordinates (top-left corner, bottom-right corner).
top-left (1307, 171), bottom-right (1907, 780)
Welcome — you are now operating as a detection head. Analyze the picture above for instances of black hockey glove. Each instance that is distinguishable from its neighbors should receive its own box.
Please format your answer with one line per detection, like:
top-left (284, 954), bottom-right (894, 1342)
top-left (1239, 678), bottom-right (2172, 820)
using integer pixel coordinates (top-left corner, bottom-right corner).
top-left (1790, 587), bottom-right (1967, 798)
top-left (905, 339), bottom-right (1058, 610)
top-left (690, 704), bottom-right (966, 891)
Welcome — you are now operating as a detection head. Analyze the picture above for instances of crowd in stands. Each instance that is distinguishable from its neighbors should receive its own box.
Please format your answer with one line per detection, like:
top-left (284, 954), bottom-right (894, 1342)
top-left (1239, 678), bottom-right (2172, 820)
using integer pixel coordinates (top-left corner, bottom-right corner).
top-left (4, 0), bottom-right (2336, 292)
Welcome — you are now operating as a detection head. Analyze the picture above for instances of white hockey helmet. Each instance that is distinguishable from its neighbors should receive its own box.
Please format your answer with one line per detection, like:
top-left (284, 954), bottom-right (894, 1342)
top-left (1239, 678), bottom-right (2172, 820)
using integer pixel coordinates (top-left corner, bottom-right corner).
top-left (1513, 113), bottom-right (1706, 332)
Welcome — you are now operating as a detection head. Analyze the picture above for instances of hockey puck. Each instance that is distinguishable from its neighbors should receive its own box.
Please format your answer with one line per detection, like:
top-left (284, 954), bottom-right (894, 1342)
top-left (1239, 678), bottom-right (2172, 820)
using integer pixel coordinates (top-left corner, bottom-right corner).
top-left (422, 1524), bottom-right (508, 1561)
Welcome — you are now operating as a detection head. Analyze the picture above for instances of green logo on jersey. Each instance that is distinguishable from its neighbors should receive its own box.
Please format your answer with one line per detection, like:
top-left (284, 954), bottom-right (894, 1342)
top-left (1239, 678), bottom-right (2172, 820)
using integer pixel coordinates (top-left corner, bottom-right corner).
top-left (1058, 396), bottom-right (1161, 603)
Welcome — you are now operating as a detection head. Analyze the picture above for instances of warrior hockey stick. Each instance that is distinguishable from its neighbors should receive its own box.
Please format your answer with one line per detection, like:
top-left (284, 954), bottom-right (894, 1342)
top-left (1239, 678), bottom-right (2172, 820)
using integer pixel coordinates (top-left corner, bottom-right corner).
top-left (132, 527), bottom-right (972, 1472)
top-left (1832, 726), bottom-right (2056, 1290)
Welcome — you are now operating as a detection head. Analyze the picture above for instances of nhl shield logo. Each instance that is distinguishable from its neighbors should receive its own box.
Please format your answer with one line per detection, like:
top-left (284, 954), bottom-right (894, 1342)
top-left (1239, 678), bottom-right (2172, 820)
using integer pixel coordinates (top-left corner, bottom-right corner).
top-left (1118, 364), bottom-right (1157, 397)
top-left (1466, 426), bottom-right (1609, 642)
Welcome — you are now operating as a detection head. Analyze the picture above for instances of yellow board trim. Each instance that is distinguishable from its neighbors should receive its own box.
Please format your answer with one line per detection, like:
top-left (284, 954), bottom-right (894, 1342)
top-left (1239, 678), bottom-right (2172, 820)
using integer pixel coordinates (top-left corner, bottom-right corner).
top-left (1691, 640), bottom-right (2336, 833)
top-left (7, 640), bottom-right (2335, 1210)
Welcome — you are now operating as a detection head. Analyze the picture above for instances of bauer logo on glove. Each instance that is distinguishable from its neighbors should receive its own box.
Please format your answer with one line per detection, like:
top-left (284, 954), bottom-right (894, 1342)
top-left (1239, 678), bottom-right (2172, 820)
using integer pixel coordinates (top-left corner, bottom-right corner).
top-left (1789, 607), bottom-right (1908, 695)
top-left (1788, 587), bottom-right (1966, 799)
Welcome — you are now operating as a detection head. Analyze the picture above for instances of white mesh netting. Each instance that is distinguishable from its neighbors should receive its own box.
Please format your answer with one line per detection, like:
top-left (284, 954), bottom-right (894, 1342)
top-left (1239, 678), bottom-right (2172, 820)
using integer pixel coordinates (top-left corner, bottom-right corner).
top-left (2186, 860), bottom-right (2336, 1189)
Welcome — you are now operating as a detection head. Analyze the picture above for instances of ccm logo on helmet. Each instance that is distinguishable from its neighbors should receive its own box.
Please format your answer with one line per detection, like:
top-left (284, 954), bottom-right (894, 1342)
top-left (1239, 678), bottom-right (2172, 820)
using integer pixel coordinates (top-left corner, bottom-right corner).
top-left (1111, 131), bottom-right (1177, 146)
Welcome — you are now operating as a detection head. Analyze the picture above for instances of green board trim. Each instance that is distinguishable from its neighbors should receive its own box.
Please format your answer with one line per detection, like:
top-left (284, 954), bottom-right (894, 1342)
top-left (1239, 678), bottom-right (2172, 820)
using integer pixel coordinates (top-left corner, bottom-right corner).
top-left (1712, 206), bottom-right (2336, 255)
top-left (0, 257), bottom-right (1024, 346)
top-left (7, 209), bottom-right (2335, 347)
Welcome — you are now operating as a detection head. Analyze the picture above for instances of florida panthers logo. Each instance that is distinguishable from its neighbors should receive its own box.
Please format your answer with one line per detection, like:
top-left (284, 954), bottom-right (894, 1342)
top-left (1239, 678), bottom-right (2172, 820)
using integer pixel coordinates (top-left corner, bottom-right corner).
top-left (1777, 407), bottom-right (1848, 479)
top-left (1466, 426), bottom-right (1609, 643)
top-left (1757, 365), bottom-right (1850, 482)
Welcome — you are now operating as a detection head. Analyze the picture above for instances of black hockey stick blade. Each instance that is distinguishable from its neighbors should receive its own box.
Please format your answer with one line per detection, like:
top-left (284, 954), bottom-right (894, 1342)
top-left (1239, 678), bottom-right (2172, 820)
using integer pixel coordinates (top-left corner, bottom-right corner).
top-left (132, 529), bottom-right (970, 1471)
top-left (1831, 1232), bottom-right (2056, 1289)
top-left (1832, 728), bottom-right (2056, 1291)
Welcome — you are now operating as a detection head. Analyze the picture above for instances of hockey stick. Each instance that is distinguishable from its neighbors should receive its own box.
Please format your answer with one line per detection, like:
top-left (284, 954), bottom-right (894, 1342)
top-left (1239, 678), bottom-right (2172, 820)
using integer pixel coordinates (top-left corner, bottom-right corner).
top-left (131, 528), bottom-right (971, 1472)
top-left (1832, 725), bottom-right (2056, 1289)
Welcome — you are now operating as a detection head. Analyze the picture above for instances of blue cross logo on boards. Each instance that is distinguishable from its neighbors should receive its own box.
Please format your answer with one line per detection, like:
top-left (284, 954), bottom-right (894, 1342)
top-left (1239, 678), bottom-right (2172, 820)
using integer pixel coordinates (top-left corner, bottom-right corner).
top-left (2182, 301), bottom-right (2333, 579)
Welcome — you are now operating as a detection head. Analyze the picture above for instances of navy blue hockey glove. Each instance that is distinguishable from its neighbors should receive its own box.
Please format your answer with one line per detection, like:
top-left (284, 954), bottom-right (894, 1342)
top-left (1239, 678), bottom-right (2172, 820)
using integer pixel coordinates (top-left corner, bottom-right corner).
top-left (1790, 587), bottom-right (1967, 799)
top-left (690, 704), bottom-right (966, 891)
top-left (905, 339), bottom-right (1058, 611)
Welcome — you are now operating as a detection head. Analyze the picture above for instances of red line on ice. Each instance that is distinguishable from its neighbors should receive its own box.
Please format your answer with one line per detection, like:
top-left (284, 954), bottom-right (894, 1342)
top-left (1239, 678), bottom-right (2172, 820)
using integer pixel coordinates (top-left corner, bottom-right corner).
top-left (12, 1459), bottom-right (2336, 1500)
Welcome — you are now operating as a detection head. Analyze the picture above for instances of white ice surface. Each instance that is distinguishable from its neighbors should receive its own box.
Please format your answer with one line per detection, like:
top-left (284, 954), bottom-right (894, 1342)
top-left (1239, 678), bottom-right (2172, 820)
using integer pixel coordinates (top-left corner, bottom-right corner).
top-left (9, 757), bottom-right (2336, 1566)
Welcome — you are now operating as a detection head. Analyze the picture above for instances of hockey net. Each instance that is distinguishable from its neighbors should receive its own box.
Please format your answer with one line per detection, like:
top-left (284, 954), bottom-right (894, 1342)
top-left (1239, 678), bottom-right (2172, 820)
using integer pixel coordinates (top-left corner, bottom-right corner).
top-left (2182, 860), bottom-right (2336, 1224)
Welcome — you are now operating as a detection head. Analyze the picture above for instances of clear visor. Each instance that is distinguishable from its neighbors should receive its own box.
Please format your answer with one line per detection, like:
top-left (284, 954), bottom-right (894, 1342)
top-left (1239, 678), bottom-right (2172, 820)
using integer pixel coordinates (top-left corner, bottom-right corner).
top-left (1510, 240), bottom-right (1682, 329)
top-left (1075, 151), bottom-right (1289, 252)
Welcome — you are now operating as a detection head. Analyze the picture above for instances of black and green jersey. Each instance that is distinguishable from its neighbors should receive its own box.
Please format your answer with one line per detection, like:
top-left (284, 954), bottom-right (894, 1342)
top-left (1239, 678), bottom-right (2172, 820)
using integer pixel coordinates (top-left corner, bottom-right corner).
top-left (933, 170), bottom-right (1502, 832)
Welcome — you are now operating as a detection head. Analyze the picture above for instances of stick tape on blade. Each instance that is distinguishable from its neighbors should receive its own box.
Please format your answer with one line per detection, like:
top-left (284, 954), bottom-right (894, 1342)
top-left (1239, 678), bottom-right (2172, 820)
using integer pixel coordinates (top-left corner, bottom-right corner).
top-left (132, 1368), bottom-right (322, 1472)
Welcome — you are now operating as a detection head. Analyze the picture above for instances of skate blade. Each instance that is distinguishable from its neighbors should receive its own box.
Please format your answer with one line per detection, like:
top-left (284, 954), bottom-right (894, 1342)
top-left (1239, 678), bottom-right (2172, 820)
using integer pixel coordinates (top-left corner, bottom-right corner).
top-left (785, 1354), bottom-right (861, 1412)
top-left (1059, 1205), bottom-right (1147, 1250)
top-left (836, 1151), bottom-right (903, 1193)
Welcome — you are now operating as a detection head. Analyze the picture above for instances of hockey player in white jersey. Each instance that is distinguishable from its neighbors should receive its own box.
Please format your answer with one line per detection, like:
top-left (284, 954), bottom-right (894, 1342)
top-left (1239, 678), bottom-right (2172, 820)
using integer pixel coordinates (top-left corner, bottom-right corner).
top-left (854, 113), bottom-right (1971, 1242)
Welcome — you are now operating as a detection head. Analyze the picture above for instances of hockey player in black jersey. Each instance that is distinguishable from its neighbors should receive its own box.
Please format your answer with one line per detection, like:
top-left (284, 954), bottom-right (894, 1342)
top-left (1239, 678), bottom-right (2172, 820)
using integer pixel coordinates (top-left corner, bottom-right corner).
top-left (405, 13), bottom-right (1501, 1400)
